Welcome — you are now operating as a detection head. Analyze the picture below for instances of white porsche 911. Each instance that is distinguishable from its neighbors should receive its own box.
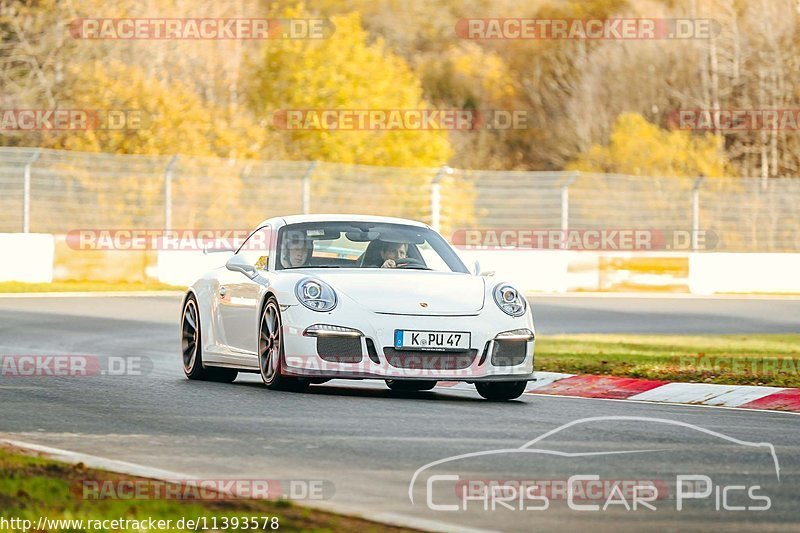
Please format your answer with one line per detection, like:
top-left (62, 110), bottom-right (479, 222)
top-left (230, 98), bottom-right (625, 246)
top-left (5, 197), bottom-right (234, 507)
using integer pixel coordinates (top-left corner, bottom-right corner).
top-left (180, 214), bottom-right (535, 400)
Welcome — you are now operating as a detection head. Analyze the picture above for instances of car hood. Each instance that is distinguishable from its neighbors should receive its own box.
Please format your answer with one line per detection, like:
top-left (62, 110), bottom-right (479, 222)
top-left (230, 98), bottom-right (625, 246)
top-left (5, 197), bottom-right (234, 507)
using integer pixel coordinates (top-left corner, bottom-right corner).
top-left (315, 270), bottom-right (486, 315)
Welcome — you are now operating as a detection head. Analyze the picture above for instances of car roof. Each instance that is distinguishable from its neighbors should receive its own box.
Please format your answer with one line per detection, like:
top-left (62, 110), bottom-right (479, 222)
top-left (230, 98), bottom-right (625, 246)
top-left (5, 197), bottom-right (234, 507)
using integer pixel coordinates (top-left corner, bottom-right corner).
top-left (257, 214), bottom-right (431, 229)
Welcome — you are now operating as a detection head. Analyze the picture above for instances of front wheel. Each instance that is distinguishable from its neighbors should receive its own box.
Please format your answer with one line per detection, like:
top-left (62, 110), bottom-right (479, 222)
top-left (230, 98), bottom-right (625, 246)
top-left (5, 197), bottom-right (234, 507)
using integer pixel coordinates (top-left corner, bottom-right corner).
top-left (385, 379), bottom-right (437, 392)
top-left (259, 297), bottom-right (309, 392)
top-left (475, 381), bottom-right (527, 401)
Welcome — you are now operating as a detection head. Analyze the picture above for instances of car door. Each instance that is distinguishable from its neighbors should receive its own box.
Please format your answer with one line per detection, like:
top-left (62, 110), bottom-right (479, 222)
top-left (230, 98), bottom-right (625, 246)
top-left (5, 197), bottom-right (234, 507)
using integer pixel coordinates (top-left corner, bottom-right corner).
top-left (219, 225), bottom-right (273, 354)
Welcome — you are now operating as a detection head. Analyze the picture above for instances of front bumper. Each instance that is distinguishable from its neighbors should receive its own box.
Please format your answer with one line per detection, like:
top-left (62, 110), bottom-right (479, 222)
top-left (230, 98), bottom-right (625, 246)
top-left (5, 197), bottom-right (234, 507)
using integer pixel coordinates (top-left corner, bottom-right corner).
top-left (279, 302), bottom-right (535, 382)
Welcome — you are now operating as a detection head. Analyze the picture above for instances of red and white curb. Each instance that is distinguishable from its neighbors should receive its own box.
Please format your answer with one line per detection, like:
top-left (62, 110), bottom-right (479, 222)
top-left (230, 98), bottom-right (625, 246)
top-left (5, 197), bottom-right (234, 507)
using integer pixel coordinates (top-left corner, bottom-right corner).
top-left (442, 372), bottom-right (800, 413)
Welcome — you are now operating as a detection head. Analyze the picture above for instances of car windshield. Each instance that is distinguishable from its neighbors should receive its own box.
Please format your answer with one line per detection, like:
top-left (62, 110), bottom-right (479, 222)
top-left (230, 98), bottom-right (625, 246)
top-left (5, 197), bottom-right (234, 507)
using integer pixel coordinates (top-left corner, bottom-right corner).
top-left (275, 221), bottom-right (469, 273)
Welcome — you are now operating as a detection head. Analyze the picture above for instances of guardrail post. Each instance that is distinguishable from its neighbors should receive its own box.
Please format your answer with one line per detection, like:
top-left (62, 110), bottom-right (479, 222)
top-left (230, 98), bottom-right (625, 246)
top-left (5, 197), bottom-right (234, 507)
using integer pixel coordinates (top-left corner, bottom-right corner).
top-left (431, 166), bottom-right (453, 232)
top-left (692, 176), bottom-right (704, 252)
top-left (560, 172), bottom-right (578, 248)
top-left (301, 161), bottom-right (316, 214)
top-left (164, 155), bottom-right (179, 231)
top-left (22, 149), bottom-right (42, 233)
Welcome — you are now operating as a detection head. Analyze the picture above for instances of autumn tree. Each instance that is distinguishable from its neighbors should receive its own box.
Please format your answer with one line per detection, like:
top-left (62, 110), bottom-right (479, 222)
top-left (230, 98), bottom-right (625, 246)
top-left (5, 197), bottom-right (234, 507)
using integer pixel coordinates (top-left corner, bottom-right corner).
top-left (35, 59), bottom-right (278, 227)
top-left (568, 113), bottom-right (730, 177)
top-left (248, 7), bottom-right (451, 167)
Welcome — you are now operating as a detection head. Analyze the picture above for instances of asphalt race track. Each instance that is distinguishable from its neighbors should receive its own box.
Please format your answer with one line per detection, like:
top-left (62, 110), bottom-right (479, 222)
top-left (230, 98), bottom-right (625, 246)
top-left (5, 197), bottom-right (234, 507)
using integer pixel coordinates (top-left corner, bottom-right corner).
top-left (532, 294), bottom-right (800, 334)
top-left (1, 295), bottom-right (799, 532)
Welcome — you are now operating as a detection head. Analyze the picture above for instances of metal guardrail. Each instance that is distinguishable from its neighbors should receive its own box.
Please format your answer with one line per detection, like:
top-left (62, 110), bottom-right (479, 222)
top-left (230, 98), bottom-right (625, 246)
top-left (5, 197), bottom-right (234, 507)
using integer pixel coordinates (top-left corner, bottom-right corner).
top-left (0, 147), bottom-right (798, 252)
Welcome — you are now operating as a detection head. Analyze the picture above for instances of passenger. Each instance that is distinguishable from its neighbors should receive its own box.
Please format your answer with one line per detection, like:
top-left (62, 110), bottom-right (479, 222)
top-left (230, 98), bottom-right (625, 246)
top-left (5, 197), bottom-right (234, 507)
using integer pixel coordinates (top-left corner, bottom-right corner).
top-left (280, 232), bottom-right (312, 268)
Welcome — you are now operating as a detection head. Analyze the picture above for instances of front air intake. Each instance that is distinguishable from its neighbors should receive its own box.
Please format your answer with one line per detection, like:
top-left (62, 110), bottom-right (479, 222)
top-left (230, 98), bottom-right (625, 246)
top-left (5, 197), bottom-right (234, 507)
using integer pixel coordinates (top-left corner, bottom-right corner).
top-left (383, 348), bottom-right (477, 370)
top-left (316, 336), bottom-right (362, 363)
top-left (490, 340), bottom-right (527, 366)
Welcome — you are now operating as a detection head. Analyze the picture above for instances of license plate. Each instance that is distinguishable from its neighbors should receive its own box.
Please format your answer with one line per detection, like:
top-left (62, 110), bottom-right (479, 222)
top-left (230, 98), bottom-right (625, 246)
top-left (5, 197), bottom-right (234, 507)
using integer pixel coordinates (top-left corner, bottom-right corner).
top-left (394, 330), bottom-right (471, 351)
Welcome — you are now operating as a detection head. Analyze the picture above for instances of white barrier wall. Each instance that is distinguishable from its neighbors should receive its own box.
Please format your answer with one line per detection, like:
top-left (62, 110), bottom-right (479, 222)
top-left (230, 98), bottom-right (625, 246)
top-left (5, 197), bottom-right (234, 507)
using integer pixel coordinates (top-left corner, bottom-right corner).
top-left (0, 233), bottom-right (54, 282)
top-left (458, 249), bottom-right (800, 294)
top-left (156, 250), bottom-right (232, 287)
top-left (456, 249), bottom-right (572, 292)
top-left (2, 233), bottom-right (799, 294)
top-left (456, 250), bottom-right (690, 292)
top-left (689, 253), bottom-right (800, 294)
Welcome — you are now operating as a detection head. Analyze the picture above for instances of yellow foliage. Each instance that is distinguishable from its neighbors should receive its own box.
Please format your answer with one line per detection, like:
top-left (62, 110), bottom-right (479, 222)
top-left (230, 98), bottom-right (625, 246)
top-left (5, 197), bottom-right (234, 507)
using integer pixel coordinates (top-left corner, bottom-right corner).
top-left (34, 60), bottom-right (274, 227)
top-left (43, 60), bottom-right (267, 159)
top-left (249, 8), bottom-right (451, 167)
top-left (568, 113), bottom-right (732, 177)
top-left (450, 43), bottom-right (517, 103)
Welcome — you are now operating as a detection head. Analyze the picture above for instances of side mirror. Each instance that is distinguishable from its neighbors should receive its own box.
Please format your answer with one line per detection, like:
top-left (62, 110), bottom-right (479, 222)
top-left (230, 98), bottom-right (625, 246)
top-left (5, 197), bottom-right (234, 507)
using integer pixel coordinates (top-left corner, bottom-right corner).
top-left (226, 254), bottom-right (257, 279)
top-left (473, 259), bottom-right (481, 275)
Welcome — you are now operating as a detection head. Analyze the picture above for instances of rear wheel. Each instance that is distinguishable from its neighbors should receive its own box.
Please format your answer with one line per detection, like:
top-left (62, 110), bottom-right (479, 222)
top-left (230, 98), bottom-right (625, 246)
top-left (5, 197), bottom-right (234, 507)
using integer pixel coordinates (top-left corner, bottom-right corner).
top-left (475, 381), bottom-right (527, 401)
top-left (385, 379), bottom-right (437, 392)
top-left (259, 297), bottom-right (309, 392)
top-left (181, 295), bottom-right (238, 383)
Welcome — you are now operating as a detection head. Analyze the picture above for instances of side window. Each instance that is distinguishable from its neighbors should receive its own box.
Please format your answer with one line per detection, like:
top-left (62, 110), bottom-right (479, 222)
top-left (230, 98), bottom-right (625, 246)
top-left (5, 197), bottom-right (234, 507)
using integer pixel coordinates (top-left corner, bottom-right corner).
top-left (237, 226), bottom-right (272, 270)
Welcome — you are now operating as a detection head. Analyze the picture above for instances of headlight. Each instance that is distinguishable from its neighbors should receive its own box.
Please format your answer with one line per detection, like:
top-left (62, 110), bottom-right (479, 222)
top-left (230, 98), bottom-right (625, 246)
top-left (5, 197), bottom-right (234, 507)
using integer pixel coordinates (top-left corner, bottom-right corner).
top-left (303, 324), bottom-right (363, 337)
top-left (295, 277), bottom-right (337, 312)
top-left (495, 328), bottom-right (535, 341)
top-left (493, 283), bottom-right (527, 317)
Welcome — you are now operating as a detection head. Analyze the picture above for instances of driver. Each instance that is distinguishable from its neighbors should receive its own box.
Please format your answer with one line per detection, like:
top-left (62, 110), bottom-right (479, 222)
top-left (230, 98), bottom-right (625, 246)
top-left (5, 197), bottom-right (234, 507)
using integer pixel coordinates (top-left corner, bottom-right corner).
top-left (379, 241), bottom-right (408, 269)
top-left (280, 231), bottom-right (312, 268)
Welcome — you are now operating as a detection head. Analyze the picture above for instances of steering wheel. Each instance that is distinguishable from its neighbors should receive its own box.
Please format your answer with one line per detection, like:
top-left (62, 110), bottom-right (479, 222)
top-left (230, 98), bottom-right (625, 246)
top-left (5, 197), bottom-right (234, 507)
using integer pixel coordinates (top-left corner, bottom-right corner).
top-left (394, 257), bottom-right (426, 269)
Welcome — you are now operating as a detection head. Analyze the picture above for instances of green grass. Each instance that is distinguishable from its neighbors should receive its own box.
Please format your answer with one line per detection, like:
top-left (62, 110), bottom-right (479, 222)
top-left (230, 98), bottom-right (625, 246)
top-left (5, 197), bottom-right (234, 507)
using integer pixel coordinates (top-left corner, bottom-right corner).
top-left (0, 445), bottom-right (415, 532)
top-left (535, 334), bottom-right (800, 387)
top-left (0, 281), bottom-right (184, 293)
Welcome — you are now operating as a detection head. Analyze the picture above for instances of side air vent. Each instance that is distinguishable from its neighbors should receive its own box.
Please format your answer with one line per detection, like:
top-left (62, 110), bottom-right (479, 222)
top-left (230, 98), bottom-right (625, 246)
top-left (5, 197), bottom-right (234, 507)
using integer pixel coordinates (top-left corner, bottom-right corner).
top-left (365, 338), bottom-right (380, 364)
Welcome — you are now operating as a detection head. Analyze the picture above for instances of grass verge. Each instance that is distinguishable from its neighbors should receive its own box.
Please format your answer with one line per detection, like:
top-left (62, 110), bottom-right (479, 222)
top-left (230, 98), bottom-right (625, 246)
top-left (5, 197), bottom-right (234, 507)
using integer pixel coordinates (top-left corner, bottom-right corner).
top-left (0, 444), bottom-right (414, 532)
top-left (0, 281), bottom-right (184, 293)
top-left (535, 334), bottom-right (800, 387)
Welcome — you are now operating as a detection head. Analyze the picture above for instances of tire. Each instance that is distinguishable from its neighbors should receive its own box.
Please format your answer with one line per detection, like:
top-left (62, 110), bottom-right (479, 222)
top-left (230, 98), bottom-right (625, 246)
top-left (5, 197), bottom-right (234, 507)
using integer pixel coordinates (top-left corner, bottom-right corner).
top-left (181, 295), bottom-right (238, 383)
top-left (259, 297), bottom-right (309, 393)
top-left (475, 380), bottom-right (527, 401)
top-left (385, 379), bottom-right (438, 392)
